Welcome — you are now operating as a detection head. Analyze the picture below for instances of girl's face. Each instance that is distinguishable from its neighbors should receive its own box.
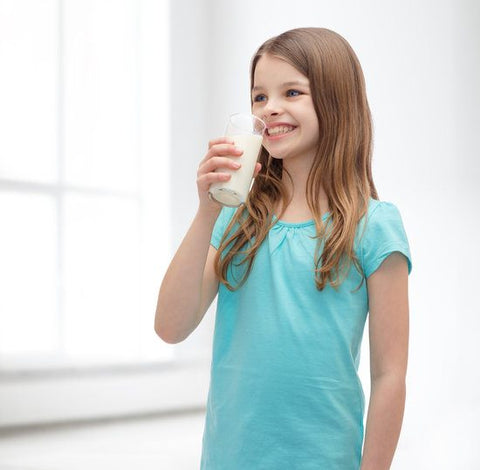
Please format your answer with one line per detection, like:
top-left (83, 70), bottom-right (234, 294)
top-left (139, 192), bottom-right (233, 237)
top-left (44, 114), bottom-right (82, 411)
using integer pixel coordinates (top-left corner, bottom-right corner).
top-left (252, 53), bottom-right (319, 164)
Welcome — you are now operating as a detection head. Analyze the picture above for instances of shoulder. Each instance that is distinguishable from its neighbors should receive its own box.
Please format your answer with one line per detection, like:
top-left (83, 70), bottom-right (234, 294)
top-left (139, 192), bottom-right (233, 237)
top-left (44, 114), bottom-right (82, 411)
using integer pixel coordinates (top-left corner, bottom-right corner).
top-left (357, 198), bottom-right (412, 278)
top-left (366, 197), bottom-right (401, 219)
top-left (211, 206), bottom-right (242, 249)
top-left (215, 206), bottom-right (238, 226)
top-left (359, 198), bottom-right (406, 233)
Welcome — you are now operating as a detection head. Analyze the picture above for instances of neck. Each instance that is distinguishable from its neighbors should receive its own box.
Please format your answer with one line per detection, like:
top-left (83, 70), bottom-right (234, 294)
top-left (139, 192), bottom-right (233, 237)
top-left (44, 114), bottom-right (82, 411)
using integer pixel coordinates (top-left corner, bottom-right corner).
top-left (281, 155), bottom-right (312, 202)
top-left (277, 156), bottom-right (329, 215)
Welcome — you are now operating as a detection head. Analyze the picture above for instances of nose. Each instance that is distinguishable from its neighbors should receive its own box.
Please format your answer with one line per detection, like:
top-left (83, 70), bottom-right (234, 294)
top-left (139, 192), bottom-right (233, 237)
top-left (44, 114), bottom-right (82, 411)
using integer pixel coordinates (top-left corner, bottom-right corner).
top-left (262, 97), bottom-right (283, 119)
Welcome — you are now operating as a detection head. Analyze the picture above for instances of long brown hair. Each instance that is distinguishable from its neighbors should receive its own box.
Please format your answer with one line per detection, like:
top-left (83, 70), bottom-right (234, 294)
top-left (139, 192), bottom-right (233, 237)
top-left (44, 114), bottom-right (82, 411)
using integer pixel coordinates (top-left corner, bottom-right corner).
top-left (214, 27), bottom-right (378, 291)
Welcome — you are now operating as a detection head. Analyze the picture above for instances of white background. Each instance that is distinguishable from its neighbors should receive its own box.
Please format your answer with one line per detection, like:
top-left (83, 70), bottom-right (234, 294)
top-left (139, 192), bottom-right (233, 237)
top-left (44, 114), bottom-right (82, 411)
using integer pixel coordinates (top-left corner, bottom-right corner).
top-left (0, 0), bottom-right (478, 468)
top-left (170, 0), bottom-right (480, 468)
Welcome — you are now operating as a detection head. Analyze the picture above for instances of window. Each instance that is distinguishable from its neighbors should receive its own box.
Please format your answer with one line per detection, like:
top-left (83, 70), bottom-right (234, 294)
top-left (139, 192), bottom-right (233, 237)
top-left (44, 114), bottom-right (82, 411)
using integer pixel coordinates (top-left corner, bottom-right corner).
top-left (0, 0), bottom-right (172, 372)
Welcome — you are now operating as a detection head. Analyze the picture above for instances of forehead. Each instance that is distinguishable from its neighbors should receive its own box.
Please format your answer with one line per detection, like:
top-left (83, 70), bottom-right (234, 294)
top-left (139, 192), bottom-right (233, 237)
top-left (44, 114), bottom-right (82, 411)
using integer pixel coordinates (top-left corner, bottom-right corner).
top-left (253, 54), bottom-right (309, 87)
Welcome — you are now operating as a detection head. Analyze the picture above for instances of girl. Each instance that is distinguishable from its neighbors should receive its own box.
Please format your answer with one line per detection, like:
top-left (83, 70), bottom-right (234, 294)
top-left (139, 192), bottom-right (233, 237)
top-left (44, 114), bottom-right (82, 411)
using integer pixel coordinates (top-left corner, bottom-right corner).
top-left (155, 27), bottom-right (412, 469)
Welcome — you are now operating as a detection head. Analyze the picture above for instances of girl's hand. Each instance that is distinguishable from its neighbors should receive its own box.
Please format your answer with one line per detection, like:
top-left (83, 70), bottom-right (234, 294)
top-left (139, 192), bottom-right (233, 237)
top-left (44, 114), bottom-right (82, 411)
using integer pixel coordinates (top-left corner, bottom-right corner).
top-left (196, 137), bottom-right (262, 215)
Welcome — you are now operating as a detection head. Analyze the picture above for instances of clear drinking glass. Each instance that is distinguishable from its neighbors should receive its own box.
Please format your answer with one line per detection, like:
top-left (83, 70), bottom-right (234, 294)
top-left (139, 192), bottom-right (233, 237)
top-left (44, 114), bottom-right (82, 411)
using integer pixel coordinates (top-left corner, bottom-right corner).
top-left (208, 113), bottom-right (266, 207)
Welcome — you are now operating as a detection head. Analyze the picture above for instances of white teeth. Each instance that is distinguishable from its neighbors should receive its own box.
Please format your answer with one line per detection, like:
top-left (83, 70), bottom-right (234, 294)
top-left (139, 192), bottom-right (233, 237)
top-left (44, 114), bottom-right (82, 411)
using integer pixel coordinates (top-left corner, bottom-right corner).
top-left (268, 126), bottom-right (295, 136)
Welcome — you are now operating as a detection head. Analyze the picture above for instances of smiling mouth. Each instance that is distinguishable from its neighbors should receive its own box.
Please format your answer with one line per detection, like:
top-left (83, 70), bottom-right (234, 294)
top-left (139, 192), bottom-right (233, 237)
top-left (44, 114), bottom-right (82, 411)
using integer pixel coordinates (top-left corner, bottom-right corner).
top-left (266, 125), bottom-right (297, 137)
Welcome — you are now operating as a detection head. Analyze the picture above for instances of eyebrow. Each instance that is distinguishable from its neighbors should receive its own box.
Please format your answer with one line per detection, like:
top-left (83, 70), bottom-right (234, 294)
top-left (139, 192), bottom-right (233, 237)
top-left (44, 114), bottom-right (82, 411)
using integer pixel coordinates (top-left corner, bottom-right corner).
top-left (252, 80), bottom-right (309, 92)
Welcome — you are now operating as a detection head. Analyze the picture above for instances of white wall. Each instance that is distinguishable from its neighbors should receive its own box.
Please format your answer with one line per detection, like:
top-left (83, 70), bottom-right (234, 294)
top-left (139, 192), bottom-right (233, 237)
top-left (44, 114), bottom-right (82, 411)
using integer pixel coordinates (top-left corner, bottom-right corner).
top-left (170, 0), bottom-right (480, 468)
top-left (168, 0), bottom-right (216, 361)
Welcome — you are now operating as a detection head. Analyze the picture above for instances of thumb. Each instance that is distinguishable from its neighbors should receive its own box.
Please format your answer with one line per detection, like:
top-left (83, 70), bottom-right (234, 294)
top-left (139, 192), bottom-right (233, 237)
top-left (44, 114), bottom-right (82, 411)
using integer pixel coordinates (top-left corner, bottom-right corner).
top-left (253, 162), bottom-right (262, 177)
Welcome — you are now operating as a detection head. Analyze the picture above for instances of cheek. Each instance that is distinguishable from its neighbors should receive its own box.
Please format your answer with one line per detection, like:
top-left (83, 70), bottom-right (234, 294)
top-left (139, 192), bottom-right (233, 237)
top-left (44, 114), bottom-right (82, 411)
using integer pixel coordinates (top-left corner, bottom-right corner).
top-left (251, 104), bottom-right (263, 118)
top-left (301, 126), bottom-right (320, 149)
top-left (251, 107), bottom-right (261, 118)
top-left (306, 118), bottom-right (320, 141)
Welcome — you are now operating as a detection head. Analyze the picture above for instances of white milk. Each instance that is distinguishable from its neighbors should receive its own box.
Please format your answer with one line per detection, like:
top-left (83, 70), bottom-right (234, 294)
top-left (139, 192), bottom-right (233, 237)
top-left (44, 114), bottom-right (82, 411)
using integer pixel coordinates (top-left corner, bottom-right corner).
top-left (209, 133), bottom-right (264, 207)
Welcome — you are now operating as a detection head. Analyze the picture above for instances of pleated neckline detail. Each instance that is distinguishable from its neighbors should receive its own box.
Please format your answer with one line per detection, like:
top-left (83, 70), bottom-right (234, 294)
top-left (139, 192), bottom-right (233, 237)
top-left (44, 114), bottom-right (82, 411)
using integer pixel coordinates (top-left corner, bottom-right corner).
top-left (272, 212), bottom-right (330, 228)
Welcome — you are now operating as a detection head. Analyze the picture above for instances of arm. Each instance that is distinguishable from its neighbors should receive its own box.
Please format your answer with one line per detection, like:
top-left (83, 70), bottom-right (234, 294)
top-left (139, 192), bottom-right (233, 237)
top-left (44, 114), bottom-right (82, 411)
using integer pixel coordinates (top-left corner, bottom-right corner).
top-left (154, 209), bottom-right (220, 344)
top-left (360, 251), bottom-right (410, 470)
top-left (154, 137), bottom-right (259, 344)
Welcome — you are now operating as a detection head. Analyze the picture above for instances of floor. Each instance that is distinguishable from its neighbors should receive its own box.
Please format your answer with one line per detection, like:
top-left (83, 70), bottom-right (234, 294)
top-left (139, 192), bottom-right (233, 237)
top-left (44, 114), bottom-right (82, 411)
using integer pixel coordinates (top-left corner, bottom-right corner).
top-left (0, 410), bottom-right (206, 470)
top-left (1, 408), bottom-right (478, 470)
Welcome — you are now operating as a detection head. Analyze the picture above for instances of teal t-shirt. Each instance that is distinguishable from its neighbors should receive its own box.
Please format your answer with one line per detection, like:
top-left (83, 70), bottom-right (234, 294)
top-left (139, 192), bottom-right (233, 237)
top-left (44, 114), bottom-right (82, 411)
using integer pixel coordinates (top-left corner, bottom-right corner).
top-left (200, 198), bottom-right (412, 469)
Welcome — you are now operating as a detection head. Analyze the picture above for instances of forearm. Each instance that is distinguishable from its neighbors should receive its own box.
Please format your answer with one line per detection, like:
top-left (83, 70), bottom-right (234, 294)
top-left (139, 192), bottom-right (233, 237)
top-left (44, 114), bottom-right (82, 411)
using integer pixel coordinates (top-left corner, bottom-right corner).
top-left (360, 374), bottom-right (406, 470)
top-left (154, 207), bottom-right (219, 343)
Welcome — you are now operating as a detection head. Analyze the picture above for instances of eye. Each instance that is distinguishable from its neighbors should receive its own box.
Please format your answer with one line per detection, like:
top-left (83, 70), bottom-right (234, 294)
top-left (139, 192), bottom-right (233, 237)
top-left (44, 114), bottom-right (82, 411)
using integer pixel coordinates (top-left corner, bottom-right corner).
top-left (253, 94), bottom-right (267, 103)
top-left (286, 89), bottom-right (301, 97)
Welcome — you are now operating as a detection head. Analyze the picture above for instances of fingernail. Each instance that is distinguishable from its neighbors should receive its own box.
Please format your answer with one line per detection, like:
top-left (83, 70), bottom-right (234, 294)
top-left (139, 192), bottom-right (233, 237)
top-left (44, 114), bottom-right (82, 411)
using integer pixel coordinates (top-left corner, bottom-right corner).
top-left (234, 146), bottom-right (243, 153)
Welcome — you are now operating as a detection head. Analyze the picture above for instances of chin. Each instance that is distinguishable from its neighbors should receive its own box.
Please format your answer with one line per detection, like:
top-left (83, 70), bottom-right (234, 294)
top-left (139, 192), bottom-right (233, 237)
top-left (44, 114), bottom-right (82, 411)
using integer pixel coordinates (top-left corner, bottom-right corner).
top-left (265, 147), bottom-right (288, 159)
top-left (269, 151), bottom-right (294, 161)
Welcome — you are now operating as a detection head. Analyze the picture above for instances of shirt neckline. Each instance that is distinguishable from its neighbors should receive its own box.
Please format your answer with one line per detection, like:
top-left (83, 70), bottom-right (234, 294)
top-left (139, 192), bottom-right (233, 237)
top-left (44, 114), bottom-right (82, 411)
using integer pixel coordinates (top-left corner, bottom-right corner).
top-left (272, 211), bottom-right (330, 228)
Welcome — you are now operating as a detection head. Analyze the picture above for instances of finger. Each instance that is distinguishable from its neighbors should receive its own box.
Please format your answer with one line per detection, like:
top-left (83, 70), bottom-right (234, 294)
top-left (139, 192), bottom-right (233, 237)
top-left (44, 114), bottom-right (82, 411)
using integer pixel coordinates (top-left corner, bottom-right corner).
top-left (208, 137), bottom-right (235, 149)
top-left (206, 143), bottom-right (243, 159)
top-left (253, 162), bottom-right (262, 177)
top-left (198, 156), bottom-right (241, 177)
top-left (197, 171), bottom-right (231, 190)
top-left (199, 144), bottom-right (243, 167)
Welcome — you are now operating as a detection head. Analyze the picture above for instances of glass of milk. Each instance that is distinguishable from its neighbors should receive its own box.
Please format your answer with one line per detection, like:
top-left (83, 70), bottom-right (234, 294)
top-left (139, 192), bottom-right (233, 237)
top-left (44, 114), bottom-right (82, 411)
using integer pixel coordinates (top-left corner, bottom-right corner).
top-left (208, 113), bottom-right (266, 207)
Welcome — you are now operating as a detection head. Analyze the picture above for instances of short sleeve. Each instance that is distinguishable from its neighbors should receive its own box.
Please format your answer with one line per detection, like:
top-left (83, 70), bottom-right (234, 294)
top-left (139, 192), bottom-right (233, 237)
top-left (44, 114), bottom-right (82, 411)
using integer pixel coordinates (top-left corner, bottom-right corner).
top-left (360, 201), bottom-right (412, 278)
top-left (210, 206), bottom-right (237, 249)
